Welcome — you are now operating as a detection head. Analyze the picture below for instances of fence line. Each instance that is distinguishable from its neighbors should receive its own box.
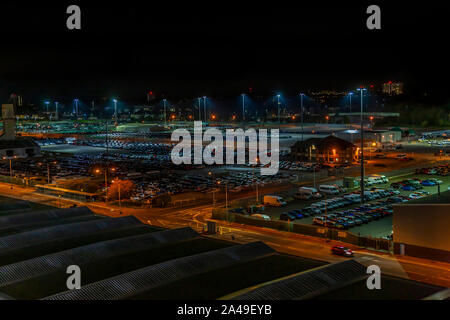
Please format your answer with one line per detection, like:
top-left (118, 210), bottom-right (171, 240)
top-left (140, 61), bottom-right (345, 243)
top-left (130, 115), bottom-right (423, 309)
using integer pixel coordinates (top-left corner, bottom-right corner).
top-left (212, 209), bottom-right (391, 252)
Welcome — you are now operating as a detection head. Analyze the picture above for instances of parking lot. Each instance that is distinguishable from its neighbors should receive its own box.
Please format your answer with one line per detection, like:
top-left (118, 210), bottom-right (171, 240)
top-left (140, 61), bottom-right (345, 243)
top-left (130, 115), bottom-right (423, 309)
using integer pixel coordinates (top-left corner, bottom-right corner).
top-left (255, 162), bottom-right (450, 239)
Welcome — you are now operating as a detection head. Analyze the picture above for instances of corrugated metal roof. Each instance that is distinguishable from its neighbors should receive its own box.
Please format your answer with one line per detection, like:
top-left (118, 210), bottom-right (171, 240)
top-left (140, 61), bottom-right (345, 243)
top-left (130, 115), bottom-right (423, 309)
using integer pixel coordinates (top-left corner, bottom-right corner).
top-left (0, 227), bottom-right (199, 287)
top-left (0, 215), bottom-right (141, 253)
top-left (230, 260), bottom-right (367, 300)
top-left (43, 241), bottom-right (275, 300)
top-left (0, 207), bottom-right (93, 231)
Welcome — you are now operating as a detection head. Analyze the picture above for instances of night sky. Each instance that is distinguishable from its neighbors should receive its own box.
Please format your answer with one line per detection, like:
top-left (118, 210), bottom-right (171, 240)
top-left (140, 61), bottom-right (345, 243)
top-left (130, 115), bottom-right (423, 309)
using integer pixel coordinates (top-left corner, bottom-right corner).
top-left (0, 1), bottom-right (448, 102)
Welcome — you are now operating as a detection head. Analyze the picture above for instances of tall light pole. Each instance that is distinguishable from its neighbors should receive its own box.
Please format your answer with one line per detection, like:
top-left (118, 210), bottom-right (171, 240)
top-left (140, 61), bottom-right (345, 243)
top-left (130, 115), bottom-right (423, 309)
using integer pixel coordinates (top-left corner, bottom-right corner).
top-left (113, 99), bottom-right (118, 124)
top-left (44, 101), bottom-right (50, 115)
top-left (241, 93), bottom-right (246, 122)
top-left (253, 157), bottom-right (259, 203)
top-left (348, 92), bottom-right (353, 113)
top-left (55, 102), bottom-right (59, 121)
top-left (3, 156), bottom-right (16, 189)
top-left (163, 99), bottom-right (167, 127)
top-left (300, 93), bottom-right (305, 141)
top-left (198, 97), bottom-right (202, 122)
top-left (203, 96), bottom-right (207, 123)
top-left (277, 95), bottom-right (281, 123)
top-left (357, 88), bottom-right (367, 204)
top-left (74, 99), bottom-right (79, 117)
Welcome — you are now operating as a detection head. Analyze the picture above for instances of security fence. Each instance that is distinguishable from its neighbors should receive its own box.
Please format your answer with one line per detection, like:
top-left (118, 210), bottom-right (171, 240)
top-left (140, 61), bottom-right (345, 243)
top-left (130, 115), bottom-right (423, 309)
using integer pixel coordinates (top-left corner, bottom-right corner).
top-left (212, 208), bottom-right (392, 252)
top-left (0, 175), bottom-right (42, 187)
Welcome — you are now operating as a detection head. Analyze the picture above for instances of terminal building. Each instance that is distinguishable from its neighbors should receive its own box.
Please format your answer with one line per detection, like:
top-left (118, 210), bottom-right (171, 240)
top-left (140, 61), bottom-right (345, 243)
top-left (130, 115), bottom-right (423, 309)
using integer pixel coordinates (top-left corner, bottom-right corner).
top-left (334, 129), bottom-right (402, 144)
top-left (393, 190), bottom-right (450, 263)
top-left (0, 103), bottom-right (41, 159)
top-left (290, 135), bottom-right (356, 163)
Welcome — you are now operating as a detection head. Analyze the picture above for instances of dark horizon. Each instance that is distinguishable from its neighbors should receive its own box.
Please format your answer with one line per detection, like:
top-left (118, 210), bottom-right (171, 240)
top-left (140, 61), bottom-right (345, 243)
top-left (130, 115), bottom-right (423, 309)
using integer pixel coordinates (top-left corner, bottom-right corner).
top-left (0, 2), bottom-right (449, 102)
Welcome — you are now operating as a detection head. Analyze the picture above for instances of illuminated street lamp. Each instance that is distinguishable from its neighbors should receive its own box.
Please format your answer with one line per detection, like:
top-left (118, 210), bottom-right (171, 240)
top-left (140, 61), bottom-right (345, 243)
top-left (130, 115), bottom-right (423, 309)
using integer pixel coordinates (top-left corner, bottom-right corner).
top-left (95, 167), bottom-right (111, 203)
top-left (162, 99), bottom-right (167, 127)
top-left (198, 97), bottom-right (202, 122)
top-left (277, 94), bottom-right (281, 123)
top-left (253, 157), bottom-right (259, 203)
top-left (112, 99), bottom-right (118, 124)
top-left (357, 87), bottom-right (367, 204)
top-left (348, 92), bottom-right (353, 112)
top-left (2, 156), bottom-right (17, 188)
top-left (112, 179), bottom-right (122, 209)
top-left (74, 99), bottom-right (79, 117)
top-left (203, 96), bottom-right (207, 123)
top-left (300, 93), bottom-right (305, 141)
top-left (55, 102), bottom-right (59, 121)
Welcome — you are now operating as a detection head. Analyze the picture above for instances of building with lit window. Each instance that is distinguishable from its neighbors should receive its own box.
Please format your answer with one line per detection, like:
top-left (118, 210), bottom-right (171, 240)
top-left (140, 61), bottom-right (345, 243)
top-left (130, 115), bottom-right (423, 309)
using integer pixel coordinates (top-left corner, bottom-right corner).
top-left (382, 81), bottom-right (404, 95)
top-left (290, 135), bottom-right (356, 163)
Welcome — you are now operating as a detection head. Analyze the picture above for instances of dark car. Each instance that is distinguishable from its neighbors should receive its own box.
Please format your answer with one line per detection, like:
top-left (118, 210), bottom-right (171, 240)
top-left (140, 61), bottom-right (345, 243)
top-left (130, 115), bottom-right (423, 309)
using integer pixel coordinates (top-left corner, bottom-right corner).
top-left (289, 210), bottom-right (304, 219)
top-left (279, 212), bottom-right (296, 221)
top-left (331, 246), bottom-right (354, 257)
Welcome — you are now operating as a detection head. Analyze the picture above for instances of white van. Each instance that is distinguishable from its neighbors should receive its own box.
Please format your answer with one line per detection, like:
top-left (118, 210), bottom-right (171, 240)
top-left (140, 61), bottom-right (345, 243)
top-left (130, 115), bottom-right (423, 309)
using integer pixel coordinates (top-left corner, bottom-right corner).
top-left (263, 195), bottom-right (287, 207)
top-left (294, 187), bottom-right (322, 200)
top-left (367, 176), bottom-right (382, 184)
top-left (319, 185), bottom-right (340, 195)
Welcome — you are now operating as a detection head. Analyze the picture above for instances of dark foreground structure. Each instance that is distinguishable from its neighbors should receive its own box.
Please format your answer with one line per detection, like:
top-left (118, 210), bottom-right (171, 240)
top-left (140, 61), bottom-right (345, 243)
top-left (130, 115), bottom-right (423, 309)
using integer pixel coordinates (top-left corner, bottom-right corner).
top-left (0, 195), bottom-right (445, 300)
top-left (393, 190), bottom-right (450, 263)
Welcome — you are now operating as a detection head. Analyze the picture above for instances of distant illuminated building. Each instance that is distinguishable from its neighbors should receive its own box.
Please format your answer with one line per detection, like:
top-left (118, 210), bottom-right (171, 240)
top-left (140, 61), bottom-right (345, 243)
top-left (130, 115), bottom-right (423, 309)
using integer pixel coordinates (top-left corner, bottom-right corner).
top-left (382, 81), bottom-right (404, 95)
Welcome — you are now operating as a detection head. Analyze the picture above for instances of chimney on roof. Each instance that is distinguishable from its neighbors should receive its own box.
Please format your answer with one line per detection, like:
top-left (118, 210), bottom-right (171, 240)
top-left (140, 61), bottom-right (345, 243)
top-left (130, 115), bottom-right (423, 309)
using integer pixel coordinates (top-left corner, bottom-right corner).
top-left (0, 104), bottom-right (16, 140)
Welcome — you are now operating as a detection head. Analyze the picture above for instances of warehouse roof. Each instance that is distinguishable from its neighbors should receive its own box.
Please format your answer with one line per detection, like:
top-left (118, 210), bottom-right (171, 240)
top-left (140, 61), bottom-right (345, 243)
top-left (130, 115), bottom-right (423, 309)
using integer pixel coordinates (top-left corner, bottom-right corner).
top-left (0, 196), bottom-right (444, 300)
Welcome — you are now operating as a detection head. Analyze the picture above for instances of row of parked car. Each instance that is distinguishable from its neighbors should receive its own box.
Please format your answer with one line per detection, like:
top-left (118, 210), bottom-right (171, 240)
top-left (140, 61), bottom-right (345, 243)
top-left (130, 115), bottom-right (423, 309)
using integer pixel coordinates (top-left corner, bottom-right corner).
top-left (415, 164), bottom-right (450, 176)
top-left (311, 193), bottom-right (412, 230)
top-left (279, 161), bottom-right (323, 172)
top-left (279, 188), bottom-right (399, 222)
top-left (390, 177), bottom-right (442, 191)
top-left (72, 139), bottom-right (173, 155)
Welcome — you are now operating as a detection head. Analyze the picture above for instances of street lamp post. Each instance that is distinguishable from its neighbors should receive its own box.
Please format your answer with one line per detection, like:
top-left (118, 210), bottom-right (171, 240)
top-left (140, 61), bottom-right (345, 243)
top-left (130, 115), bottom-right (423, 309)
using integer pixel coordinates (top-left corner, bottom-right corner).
top-left (203, 96), bottom-right (207, 123)
top-left (241, 93), bottom-right (246, 122)
top-left (300, 93), bottom-right (305, 141)
top-left (357, 88), bottom-right (367, 204)
top-left (45, 101), bottom-right (50, 120)
top-left (349, 92), bottom-right (353, 113)
top-left (253, 157), bottom-right (259, 203)
top-left (115, 179), bottom-right (121, 209)
top-left (3, 156), bottom-right (16, 189)
top-left (198, 97), bottom-right (202, 122)
top-left (163, 99), bottom-right (167, 127)
top-left (113, 99), bottom-right (118, 124)
top-left (55, 102), bottom-right (59, 121)
top-left (277, 95), bottom-right (281, 123)
top-left (74, 99), bottom-right (79, 117)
